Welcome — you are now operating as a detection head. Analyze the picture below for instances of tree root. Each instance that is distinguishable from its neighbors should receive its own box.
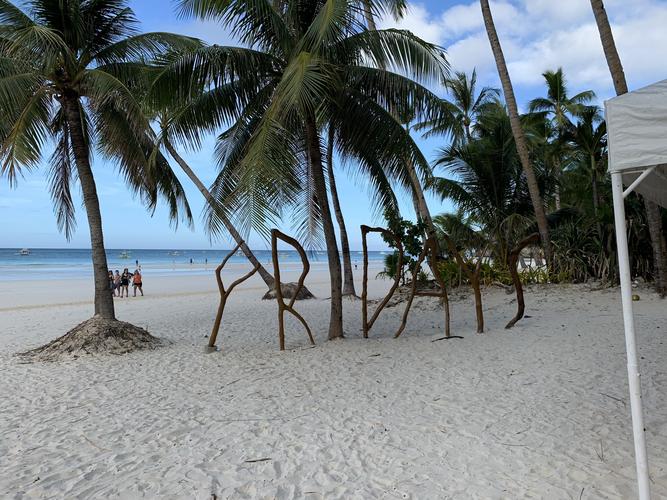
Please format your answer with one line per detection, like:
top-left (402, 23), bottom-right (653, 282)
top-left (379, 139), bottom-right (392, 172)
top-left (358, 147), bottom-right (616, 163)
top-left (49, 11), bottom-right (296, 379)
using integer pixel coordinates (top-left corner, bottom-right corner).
top-left (17, 316), bottom-right (162, 362)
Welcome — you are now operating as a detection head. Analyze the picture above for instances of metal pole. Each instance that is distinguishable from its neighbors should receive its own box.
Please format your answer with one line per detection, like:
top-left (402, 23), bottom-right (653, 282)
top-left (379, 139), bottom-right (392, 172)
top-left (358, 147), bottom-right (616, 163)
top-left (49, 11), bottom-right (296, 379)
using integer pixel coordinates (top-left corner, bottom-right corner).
top-left (611, 171), bottom-right (651, 500)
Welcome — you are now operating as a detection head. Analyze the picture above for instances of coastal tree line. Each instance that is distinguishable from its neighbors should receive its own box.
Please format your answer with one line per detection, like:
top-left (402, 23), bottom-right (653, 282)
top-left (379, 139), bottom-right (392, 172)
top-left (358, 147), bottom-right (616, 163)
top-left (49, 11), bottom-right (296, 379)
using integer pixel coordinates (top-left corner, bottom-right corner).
top-left (0, 0), bottom-right (664, 349)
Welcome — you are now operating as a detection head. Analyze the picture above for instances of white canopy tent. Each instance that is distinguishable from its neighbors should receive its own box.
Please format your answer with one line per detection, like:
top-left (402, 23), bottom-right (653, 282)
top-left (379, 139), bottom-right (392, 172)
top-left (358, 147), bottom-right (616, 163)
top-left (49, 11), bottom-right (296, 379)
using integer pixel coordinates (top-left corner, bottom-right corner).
top-left (605, 79), bottom-right (667, 500)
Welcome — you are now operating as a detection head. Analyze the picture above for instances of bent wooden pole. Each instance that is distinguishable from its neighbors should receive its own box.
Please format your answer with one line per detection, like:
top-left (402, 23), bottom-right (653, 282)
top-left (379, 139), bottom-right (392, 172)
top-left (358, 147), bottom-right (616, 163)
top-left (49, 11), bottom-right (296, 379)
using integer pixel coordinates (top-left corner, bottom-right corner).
top-left (271, 229), bottom-right (315, 351)
top-left (208, 241), bottom-right (260, 351)
top-left (505, 233), bottom-right (540, 329)
top-left (395, 237), bottom-right (451, 338)
top-left (361, 225), bottom-right (404, 338)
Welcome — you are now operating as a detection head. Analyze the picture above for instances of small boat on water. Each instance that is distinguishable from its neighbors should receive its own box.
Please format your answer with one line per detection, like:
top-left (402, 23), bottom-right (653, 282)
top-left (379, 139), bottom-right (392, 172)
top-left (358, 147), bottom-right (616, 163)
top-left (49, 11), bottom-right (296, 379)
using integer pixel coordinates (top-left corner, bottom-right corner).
top-left (19, 248), bottom-right (30, 256)
top-left (169, 251), bottom-right (181, 256)
top-left (119, 250), bottom-right (130, 259)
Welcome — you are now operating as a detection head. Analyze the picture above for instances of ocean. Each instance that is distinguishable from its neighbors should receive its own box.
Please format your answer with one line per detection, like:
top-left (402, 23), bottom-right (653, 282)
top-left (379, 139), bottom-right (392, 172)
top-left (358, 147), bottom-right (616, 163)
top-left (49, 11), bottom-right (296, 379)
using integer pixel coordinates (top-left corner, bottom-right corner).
top-left (0, 248), bottom-right (389, 281)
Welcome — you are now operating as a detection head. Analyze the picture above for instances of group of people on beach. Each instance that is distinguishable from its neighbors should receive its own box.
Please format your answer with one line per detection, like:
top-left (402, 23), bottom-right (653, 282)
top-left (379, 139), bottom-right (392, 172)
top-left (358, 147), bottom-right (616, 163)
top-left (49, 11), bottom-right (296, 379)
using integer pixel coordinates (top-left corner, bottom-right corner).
top-left (108, 268), bottom-right (143, 298)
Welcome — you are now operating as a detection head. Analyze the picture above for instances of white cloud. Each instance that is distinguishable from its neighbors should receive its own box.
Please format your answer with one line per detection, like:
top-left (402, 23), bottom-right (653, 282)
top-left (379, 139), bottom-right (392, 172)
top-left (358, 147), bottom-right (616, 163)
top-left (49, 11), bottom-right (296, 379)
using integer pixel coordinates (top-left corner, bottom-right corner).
top-left (380, 0), bottom-right (667, 103)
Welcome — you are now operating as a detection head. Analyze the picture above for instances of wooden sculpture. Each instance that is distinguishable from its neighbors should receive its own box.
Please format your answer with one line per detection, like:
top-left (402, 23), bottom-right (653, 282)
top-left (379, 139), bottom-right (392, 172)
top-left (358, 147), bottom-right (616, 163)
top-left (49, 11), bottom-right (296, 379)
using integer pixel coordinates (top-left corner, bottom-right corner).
top-left (394, 236), bottom-right (451, 338)
top-left (207, 241), bottom-right (261, 352)
top-left (271, 229), bottom-right (315, 351)
top-left (361, 225), bottom-right (404, 338)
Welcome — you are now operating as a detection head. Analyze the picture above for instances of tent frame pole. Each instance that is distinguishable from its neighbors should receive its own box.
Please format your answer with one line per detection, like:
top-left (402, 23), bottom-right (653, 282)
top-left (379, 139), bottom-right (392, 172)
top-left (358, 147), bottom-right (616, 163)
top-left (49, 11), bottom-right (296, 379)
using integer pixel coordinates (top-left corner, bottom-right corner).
top-left (611, 171), bottom-right (651, 500)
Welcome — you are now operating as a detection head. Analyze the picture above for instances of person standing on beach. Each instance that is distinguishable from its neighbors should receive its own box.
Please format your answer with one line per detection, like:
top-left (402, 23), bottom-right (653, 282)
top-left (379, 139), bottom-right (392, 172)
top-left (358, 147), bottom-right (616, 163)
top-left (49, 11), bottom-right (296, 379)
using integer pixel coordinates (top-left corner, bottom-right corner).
top-left (120, 268), bottom-right (131, 298)
top-left (113, 270), bottom-right (121, 297)
top-left (133, 269), bottom-right (143, 297)
top-left (108, 270), bottom-right (114, 294)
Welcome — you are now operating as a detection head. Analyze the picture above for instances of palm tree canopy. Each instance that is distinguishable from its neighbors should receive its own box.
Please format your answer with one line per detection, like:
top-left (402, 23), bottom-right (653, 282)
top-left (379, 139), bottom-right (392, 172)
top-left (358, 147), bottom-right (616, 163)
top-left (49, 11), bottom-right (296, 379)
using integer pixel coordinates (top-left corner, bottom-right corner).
top-left (416, 68), bottom-right (499, 145)
top-left (528, 67), bottom-right (595, 129)
top-left (0, 0), bottom-right (197, 237)
top-left (152, 0), bottom-right (449, 241)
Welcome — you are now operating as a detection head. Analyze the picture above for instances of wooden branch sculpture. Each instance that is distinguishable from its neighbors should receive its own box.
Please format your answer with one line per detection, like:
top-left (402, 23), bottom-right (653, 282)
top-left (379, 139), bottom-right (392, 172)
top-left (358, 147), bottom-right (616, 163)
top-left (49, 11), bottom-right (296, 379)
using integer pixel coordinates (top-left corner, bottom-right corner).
top-left (271, 229), bottom-right (315, 351)
top-left (207, 241), bottom-right (260, 351)
top-left (361, 225), bottom-right (404, 338)
top-left (395, 237), bottom-right (451, 339)
top-left (505, 233), bottom-right (540, 329)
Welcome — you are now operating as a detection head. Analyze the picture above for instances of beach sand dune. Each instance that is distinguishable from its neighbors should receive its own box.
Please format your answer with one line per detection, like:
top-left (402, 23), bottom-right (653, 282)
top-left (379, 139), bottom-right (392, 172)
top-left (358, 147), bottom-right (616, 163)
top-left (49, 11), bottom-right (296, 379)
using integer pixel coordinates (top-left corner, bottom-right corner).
top-left (0, 270), bottom-right (665, 498)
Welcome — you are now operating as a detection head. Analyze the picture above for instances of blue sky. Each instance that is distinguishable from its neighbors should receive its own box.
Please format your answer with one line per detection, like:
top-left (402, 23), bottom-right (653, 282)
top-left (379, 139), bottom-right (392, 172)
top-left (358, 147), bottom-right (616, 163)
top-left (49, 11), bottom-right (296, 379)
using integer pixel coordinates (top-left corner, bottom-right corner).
top-left (2, 0), bottom-right (667, 250)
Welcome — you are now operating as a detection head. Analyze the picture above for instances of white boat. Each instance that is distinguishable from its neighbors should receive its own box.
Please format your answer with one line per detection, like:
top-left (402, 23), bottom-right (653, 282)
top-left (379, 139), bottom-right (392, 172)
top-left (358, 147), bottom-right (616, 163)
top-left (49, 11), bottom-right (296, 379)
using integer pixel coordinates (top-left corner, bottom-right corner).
top-left (119, 250), bottom-right (130, 259)
top-left (19, 248), bottom-right (30, 256)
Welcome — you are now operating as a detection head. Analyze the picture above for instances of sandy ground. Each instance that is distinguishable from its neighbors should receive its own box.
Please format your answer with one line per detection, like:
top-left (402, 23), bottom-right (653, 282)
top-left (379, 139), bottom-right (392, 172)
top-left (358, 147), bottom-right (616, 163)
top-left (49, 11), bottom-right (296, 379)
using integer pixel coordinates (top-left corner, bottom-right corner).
top-left (0, 266), bottom-right (666, 499)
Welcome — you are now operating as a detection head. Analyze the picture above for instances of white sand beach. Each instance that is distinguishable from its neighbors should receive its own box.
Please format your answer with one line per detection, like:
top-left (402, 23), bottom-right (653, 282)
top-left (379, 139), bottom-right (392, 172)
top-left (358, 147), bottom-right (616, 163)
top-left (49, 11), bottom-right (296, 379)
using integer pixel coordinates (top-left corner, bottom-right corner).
top-left (0, 268), bottom-right (665, 499)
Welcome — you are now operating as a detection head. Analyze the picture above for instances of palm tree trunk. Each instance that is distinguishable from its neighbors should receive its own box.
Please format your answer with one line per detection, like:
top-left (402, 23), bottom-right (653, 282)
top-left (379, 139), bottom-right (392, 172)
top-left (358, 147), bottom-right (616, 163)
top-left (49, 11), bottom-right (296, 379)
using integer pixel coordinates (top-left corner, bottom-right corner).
top-left (590, 0), bottom-right (667, 296)
top-left (63, 96), bottom-right (115, 320)
top-left (480, 0), bottom-right (553, 266)
top-left (325, 128), bottom-right (356, 296)
top-left (591, 154), bottom-right (603, 240)
top-left (305, 117), bottom-right (344, 339)
top-left (163, 140), bottom-right (275, 289)
top-left (362, 0), bottom-right (377, 30)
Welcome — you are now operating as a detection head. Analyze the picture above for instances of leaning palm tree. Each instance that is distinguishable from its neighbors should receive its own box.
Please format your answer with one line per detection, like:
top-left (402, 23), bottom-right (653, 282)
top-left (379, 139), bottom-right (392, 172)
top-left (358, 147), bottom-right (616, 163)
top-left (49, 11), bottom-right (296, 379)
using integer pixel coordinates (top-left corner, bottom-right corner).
top-left (417, 69), bottom-right (499, 146)
top-left (160, 0), bottom-right (447, 339)
top-left (152, 111), bottom-right (277, 291)
top-left (0, 0), bottom-right (194, 353)
top-left (479, 0), bottom-right (553, 265)
top-left (589, 0), bottom-right (667, 296)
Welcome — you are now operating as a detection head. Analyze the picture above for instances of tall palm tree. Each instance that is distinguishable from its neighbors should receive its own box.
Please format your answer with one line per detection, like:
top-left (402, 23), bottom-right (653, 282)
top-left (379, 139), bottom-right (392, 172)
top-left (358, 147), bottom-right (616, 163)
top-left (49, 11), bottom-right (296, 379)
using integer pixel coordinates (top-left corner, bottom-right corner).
top-left (165, 0), bottom-right (446, 339)
top-left (326, 126), bottom-right (356, 296)
top-left (480, 0), bottom-right (553, 265)
top-left (360, 0), bottom-right (442, 241)
top-left (589, 0), bottom-right (667, 296)
top-left (528, 68), bottom-right (595, 209)
top-left (417, 69), bottom-right (499, 146)
top-left (151, 111), bottom-right (276, 290)
top-left (528, 68), bottom-right (595, 129)
top-left (569, 106), bottom-right (606, 237)
top-left (0, 0), bottom-right (193, 340)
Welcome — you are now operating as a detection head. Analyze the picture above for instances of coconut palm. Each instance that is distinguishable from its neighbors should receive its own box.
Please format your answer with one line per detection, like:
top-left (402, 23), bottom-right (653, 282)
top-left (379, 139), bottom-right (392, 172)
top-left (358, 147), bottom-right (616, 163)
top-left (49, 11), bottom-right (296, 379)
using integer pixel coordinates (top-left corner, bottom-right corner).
top-left (528, 68), bottom-right (594, 129)
top-left (568, 106), bottom-right (606, 237)
top-left (160, 0), bottom-right (447, 339)
top-left (151, 110), bottom-right (277, 290)
top-left (417, 69), bottom-right (499, 146)
top-left (325, 126), bottom-right (356, 297)
top-left (0, 0), bottom-right (193, 345)
top-left (479, 0), bottom-right (553, 265)
top-left (589, 0), bottom-right (667, 296)
top-left (528, 68), bottom-right (594, 209)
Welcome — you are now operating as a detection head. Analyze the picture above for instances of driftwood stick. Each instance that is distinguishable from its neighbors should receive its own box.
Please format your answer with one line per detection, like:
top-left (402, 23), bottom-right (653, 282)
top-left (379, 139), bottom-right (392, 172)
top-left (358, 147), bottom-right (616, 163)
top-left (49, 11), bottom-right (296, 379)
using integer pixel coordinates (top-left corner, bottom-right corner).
top-left (505, 233), bottom-right (540, 329)
top-left (208, 241), bottom-right (260, 349)
top-left (361, 225), bottom-right (404, 338)
top-left (271, 229), bottom-right (314, 350)
top-left (395, 242), bottom-right (429, 338)
top-left (426, 238), bottom-right (451, 338)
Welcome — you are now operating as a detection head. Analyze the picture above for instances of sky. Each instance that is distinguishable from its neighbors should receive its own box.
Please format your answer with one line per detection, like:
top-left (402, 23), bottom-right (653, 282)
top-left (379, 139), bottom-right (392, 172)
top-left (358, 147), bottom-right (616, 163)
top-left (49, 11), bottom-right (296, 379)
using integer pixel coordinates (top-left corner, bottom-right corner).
top-left (2, 0), bottom-right (667, 251)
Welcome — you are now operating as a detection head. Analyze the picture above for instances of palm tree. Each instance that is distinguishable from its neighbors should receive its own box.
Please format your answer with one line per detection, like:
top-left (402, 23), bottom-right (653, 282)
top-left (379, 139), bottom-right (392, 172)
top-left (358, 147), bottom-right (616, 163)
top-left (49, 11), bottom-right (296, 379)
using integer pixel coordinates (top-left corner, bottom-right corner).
top-left (528, 69), bottom-right (595, 129)
top-left (166, 0), bottom-right (447, 339)
top-left (326, 126), bottom-right (356, 297)
top-left (152, 111), bottom-right (276, 290)
top-left (569, 106), bottom-right (606, 238)
top-left (417, 69), bottom-right (499, 146)
top-left (479, 0), bottom-right (553, 265)
top-left (0, 0), bottom-right (193, 345)
top-left (589, 0), bottom-right (667, 296)
top-left (528, 68), bottom-right (594, 209)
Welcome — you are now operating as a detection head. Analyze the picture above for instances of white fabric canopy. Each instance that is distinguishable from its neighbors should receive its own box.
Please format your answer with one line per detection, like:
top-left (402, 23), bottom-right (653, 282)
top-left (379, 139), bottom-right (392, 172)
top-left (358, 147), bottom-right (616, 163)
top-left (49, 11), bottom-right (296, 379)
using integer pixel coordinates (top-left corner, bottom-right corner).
top-left (606, 79), bottom-right (667, 208)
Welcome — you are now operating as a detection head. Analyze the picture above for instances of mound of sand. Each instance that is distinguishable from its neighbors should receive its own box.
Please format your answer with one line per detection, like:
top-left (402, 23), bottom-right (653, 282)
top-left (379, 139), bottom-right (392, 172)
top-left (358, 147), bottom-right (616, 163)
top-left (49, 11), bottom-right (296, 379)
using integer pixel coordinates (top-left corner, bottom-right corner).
top-left (18, 316), bottom-right (163, 362)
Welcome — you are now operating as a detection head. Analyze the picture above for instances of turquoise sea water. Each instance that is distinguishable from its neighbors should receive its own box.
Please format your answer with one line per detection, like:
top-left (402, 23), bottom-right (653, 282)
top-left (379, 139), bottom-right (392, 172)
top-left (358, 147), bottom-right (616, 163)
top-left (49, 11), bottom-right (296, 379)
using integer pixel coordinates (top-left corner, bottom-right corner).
top-left (0, 248), bottom-right (388, 281)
